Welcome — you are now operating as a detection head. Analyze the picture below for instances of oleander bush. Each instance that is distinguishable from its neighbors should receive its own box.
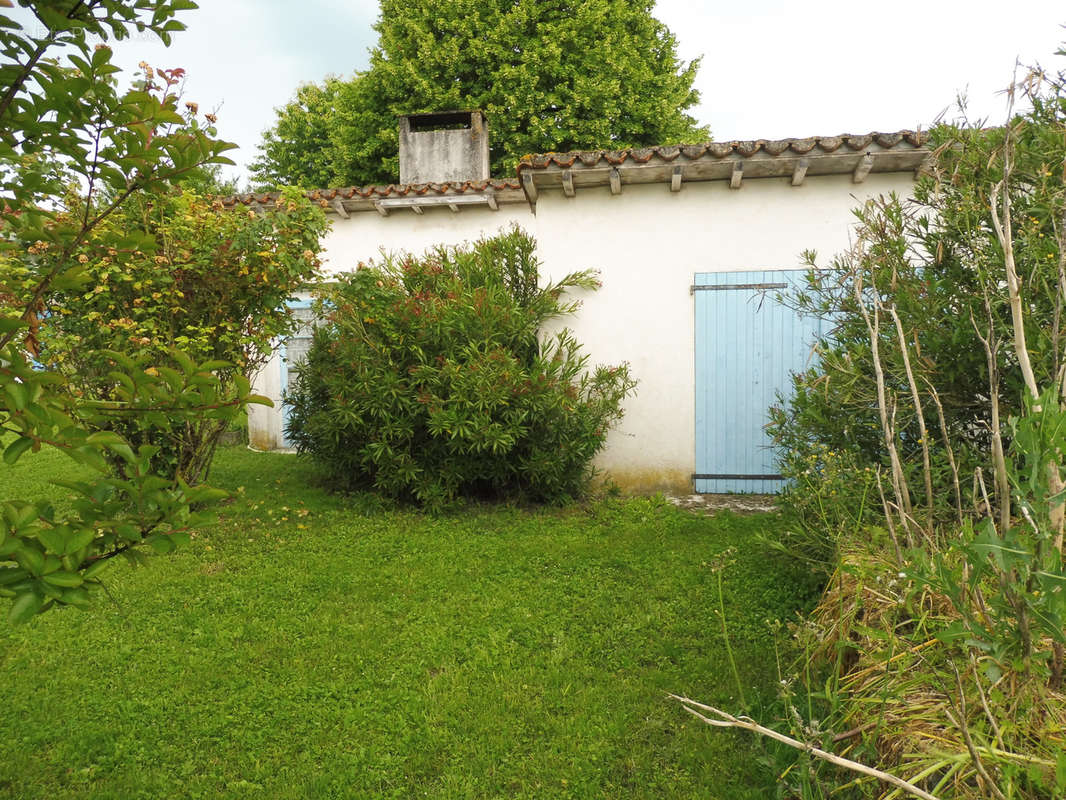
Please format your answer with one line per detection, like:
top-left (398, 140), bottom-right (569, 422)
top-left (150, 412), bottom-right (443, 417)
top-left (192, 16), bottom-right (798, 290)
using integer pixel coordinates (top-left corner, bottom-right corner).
top-left (286, 227), bottom-right (636, 508)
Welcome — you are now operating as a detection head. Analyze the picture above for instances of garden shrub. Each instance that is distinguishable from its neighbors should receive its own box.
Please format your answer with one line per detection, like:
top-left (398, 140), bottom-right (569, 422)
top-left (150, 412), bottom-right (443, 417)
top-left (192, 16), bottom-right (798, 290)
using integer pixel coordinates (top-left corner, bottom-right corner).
top-left (27, 186), bottom-right (329, 485)
top-left (285, 226), bottom-right (636, 507)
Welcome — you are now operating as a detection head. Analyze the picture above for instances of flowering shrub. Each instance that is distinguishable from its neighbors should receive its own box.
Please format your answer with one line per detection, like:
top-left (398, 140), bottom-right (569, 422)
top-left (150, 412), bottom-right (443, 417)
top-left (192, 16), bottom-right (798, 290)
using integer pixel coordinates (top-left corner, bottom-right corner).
top-left (285, 227), bottom-right (636, 508)
top-left (19, 187), bottom-right (329, 484)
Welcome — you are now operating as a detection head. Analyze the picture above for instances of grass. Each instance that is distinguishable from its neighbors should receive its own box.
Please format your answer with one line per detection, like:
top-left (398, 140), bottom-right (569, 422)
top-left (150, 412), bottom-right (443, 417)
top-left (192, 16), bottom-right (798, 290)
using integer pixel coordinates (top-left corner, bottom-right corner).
top-left (0, 444), bottom-right (821, 799)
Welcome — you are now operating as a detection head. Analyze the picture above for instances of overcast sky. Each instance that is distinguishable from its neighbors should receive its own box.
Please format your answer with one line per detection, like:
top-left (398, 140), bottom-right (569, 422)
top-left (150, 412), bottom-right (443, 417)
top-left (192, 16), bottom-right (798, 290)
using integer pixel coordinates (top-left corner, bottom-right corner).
top-left (9, 1), bottom-right (1066, 188)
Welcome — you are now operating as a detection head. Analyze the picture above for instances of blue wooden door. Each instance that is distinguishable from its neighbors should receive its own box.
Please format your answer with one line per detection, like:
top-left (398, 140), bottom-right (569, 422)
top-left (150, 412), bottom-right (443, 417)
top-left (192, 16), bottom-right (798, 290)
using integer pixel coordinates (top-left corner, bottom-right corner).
top-left (694, 270), bottom-right (825, 494)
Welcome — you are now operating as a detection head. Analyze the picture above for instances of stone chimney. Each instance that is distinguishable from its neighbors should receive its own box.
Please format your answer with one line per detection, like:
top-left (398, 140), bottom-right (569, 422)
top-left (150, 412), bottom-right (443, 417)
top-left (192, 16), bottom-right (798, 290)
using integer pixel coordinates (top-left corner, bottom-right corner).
top-left (398, 110), bottom-right (490, 184)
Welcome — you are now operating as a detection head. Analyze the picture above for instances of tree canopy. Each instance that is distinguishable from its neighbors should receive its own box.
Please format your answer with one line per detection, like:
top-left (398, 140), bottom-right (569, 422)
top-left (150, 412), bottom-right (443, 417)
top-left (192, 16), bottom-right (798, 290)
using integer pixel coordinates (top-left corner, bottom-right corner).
top-left (251, 0), bottom-right (709, 189)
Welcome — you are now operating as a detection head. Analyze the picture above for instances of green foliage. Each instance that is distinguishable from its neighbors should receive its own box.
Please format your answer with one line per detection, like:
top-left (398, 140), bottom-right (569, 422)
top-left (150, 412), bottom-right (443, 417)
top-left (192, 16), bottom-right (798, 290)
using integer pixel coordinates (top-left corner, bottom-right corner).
top-left (12, 186), bottom-right (329, 484)
top-left (0, 346), bottom-right (270, 623)
top-left (915, 389), bottom-right (1066, 683)
top-left (251, 0), bottom-right (709, 188)
top-left (286, 227), bottom-right (636, 507)
top-left (0, 0), bottom-right (262, 622)
top-left (777, 544), bottom-right (1066, 800)
top-left (765, 443), bottom-right (877, 572)
top-left (37, 187), bottom-right (327, 379)
top-left (770, 104), bottom-right (1066, 548)
top-left (760, 48), bottom-right (1066, 800)
top-left (252, 77), bottom-right (346, 191)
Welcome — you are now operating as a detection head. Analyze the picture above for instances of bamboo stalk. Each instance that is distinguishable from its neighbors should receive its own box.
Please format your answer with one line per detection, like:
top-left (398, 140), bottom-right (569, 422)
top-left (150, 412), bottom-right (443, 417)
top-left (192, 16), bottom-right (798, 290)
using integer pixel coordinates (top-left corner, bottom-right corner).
top-left (989, 123), bottom-right (1065, 550)
top-left (922, 376), bottom-right (963, 524)
top-left (969, 654), bottom-right (1005, 750)
top-left (888, 305), bottom-right (934, 538)
top-left (948, 663), bottom-right (1007, 800)
top-left (853, 255), bottom-right (914, 545)
top-left (971, 306), bottom-right (1010, 533)
top-left (877, 467), bottom-right (905, 563)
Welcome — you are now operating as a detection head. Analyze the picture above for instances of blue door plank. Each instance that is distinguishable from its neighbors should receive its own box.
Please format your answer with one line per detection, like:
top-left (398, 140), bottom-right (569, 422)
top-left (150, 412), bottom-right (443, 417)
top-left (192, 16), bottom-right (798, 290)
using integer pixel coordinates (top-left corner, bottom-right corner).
top-left (694, 269), bottom-right (823, 494)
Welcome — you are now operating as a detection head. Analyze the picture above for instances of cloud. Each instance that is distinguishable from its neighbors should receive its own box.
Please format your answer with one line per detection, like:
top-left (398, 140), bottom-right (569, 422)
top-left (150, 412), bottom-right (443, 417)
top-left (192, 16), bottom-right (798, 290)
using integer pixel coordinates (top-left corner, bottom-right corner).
top-left (654, 0), bottom-right (1066, 139)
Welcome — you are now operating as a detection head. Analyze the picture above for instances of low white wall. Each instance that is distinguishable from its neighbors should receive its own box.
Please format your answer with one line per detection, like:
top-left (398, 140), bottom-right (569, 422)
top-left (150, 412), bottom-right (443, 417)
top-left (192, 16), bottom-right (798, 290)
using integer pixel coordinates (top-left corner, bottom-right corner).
top-left (251, 171), bottom-right (916, 492)
top-left (248, 356), bottom-right (283, 451)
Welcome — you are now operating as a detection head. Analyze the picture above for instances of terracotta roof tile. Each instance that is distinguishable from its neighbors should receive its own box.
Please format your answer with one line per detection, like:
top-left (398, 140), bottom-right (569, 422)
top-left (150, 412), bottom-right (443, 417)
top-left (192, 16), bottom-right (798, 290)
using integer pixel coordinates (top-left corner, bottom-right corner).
top-left (221, 179), bottom-right (521, 209)
top-left (515, 131), bottom-right (928, 173)
top-left (222, 131), bottom-right (928, 211)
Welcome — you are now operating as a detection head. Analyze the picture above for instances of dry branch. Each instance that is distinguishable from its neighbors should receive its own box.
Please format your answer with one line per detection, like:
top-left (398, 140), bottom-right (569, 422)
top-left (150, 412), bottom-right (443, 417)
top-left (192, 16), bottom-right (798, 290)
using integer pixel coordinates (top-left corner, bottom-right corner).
top-left (854, 266), bottom-right (913, 545)
top-left (888, 305), bottom-right (934, 537)
top-left (669, 695), bottom-right (942, 800)
top-left (922, 376), bottom-right (963, 524)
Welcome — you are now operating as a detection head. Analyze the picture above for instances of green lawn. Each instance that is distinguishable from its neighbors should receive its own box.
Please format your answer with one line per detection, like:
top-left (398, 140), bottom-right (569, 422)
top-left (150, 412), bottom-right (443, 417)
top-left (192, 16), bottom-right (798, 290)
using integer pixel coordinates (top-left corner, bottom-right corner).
top-left (0, 445), bottom-right (820, 799)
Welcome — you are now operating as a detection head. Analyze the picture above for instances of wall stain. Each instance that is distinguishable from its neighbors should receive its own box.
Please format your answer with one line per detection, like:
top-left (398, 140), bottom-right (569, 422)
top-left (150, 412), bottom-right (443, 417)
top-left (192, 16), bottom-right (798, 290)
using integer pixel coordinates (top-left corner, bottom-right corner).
top-left (597, 467), bottom-right (691, 496)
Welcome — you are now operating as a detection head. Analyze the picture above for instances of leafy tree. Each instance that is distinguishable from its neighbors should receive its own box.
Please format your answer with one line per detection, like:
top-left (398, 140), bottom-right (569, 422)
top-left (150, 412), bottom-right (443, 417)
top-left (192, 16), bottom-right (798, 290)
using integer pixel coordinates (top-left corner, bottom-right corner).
top-left (286, 227), bottom-right (637, 509)
top-left (0, 0), bottom-right (265, 623)
top-left (252, 77), bottom-right (346, 191)
top-left (251, 0), bottom-right (709, 188)
top-left (180, 162), bottom-right (241, 196)
top-left (18, 186), bottom-right (329, 485)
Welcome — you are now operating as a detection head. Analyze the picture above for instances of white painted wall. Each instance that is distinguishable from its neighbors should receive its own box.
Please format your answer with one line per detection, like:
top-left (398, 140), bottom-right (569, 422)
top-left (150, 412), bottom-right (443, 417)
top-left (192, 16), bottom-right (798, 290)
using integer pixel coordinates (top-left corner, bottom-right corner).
top-left (250, 172), bottom-right (916, 491)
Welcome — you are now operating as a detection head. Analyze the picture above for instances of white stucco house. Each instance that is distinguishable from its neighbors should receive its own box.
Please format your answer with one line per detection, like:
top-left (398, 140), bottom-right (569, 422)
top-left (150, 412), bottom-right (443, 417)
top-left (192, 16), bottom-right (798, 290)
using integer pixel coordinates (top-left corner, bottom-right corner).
top-left (227, 111), bottom-right (929, 495)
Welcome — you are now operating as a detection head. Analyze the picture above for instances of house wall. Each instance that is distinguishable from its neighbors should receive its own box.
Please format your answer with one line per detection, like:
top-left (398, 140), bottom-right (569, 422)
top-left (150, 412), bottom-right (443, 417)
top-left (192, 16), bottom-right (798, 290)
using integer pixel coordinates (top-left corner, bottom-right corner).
top-left (250, 171), bottom-right (916, 491)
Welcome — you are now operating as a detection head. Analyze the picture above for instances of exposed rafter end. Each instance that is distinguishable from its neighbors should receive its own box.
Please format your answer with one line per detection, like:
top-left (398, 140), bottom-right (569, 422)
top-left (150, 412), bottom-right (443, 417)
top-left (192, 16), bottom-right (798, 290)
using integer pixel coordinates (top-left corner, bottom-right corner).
top-left (914, 155), bottom-right (935, 179)
top-left (729, 161), bottom-right (743, 190)
top-left (609, 168), bottom-right (621, 195)
top-left (373, 201), bottom-right (388, 217)
top-left (852, 153), bottom-right (874, 183)
top-left (521, 172), bottom-right (538, 206)
top-left (791, 158), bottom-right (809, 187)
top-left (448, 203), bottom-right (460, 213)
top-left (561, 169), bottom-right (575, 197)
top-left (330, 198), bottom-right (350, 219)
top-left (486, 191), bottom-right (498, 211)
top-left (410, 204), bottom-right (423, 215)
top-left (670, 165), bottom-right (683, 193)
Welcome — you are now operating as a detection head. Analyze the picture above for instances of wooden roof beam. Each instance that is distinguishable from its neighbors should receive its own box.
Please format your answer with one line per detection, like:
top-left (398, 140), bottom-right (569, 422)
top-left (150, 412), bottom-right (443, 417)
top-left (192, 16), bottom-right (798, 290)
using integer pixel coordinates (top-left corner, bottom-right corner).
top-left (670, 165), bottom-right (683, 192)
top-left (791, 158), bottom-right (809, 187)
top-left (376, 195), bottom-right (494, 212)
top-left (561, 169), bottom-right (575, 197)
top-left (330, 198), bottom-right (350, 219)
top-left (853, 153), bottom-right (874, 183)
top-left (730, 161), bottom-right (743, 190)
top-left (521, 172), bottom-right (538, 205)
top-left (609, 168), bottom-right (621, 195)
